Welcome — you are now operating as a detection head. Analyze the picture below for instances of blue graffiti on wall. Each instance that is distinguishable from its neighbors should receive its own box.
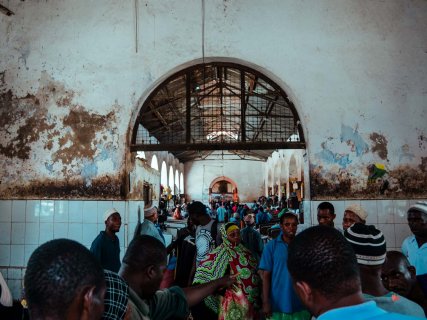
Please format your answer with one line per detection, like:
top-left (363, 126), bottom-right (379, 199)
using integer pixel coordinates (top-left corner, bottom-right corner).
top-left (340, 124), bottom-right (369, 156)
top-left (315, 148), bottom-right (352, 168)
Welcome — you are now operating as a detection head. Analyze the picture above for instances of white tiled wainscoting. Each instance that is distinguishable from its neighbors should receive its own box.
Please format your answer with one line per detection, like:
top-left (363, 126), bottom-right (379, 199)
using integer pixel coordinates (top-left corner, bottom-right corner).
top-left (0, 199), bottom-right (145, 300)
top-left (0, 198), bottom-right (423, 300)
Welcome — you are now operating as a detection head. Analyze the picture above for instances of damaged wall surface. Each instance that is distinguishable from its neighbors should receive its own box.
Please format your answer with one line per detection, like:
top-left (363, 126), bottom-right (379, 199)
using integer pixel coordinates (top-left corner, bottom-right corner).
top-left (1, 0), bottom-right (426, 199)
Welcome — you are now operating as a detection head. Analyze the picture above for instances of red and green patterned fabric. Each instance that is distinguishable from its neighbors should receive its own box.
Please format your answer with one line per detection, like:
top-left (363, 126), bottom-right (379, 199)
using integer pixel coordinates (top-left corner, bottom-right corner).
top-left (193, 223), bottom-right (261, 318)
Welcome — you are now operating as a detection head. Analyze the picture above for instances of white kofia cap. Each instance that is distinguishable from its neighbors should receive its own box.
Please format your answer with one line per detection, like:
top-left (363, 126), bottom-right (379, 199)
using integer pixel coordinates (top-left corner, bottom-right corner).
top-left (104, 208), bottom-right (119, 222)
top-left (345, 204), bottom-right (368, 221)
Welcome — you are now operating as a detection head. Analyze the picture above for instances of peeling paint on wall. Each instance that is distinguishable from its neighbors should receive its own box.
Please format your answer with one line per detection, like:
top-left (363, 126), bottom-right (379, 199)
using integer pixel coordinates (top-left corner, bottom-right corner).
top-left (311, 123), bottom-right (426, 199)
top-left (310, 162), bottom-right (427, 199)
top-left (315, 142), bottom-right (352, 168)
top-left (340, 124), bottom-right (369, 156)
top-left (370, 132), bottom-right (388, 160)
top-left (0, 72), bottom-right (126, 199)
top-left (1, 175), bottom-right (124, 199)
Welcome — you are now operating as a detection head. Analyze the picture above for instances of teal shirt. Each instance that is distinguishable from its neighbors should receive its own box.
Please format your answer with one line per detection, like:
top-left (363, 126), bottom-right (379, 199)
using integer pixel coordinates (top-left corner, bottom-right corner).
top-left (90, 231), bottom-right (120, 272)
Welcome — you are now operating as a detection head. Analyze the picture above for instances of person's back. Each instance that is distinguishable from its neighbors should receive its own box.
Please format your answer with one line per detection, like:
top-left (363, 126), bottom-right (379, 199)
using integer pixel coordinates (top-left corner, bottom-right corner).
top-left (363, 292), bottom-right (425, 317)
top-left (240, 214), bottom-right (263, 261)
top-left (216, 205), bottom-right (226, 223)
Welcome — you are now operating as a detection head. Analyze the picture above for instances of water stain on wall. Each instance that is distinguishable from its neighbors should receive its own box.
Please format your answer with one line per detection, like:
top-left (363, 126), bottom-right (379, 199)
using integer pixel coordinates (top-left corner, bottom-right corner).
top-left (53, 106), bottom-right (115, 165)
top-left (0, 90), bottom-right (55, 160)
top-left (1, 175), bottom-right (124, 199)
top-left (370, 132), bottom-right (388, 160)
top-left (0, 72), bottom-right (125, 199)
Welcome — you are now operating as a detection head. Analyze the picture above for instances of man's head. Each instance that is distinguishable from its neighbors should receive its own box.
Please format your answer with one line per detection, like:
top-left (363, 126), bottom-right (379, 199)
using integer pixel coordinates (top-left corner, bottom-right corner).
top-left (381, 251), bottom-right (417, 297)
top-left (144, 206), bottom-right (158, 222)
top-left (244, 213), bottom-right (255, 226)
top-left (25, 239), bottom-right (105, 320)
top-left (120, 235), bottom-right (167, 299)
top-left (280, 212), bottom-right (298, 242)
top-left (317, 202), bottom-right (335, 227)
top-left (342, 204), bottom-right (368, 230)
top-left (287, 226), bottom-right (361, 316)
top-left (407, 201), bottom-right (427, 238)
top-left (187, 201), bottom-right (208, 226)
top-left (344, 223), bottom-right (386, 267)
top-left (104, 208), bottom-right (122, 233)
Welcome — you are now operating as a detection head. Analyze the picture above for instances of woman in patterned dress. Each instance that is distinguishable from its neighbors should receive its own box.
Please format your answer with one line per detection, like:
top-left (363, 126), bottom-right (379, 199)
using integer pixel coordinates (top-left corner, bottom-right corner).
top-left (193, 222), bottom-right (261, 319)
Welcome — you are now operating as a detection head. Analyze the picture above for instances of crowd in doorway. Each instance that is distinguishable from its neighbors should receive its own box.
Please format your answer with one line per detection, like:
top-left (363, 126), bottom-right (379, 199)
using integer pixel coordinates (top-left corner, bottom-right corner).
top-left (1, 199), bottom-right (426, 320)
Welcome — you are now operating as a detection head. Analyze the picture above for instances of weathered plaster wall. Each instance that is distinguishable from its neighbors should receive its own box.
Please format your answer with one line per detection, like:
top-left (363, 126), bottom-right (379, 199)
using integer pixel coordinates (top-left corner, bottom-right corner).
top-left (1, 0), bottom-right (426, 199)
top-left (128, 158), bottom-right (160, 200)
top-left (184, 159), bottom-right (265, 203)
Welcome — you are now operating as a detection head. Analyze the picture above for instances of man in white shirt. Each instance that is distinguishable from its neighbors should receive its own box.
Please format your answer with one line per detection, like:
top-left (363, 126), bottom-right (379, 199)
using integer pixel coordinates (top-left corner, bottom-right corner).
top-left (402, 201), bottom-right (427, 276)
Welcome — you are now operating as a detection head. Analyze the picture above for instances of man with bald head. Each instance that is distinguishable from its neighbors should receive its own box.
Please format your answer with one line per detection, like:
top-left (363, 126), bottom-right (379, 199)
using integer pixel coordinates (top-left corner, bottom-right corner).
top-left (382, 251), bottom-right (427, 316)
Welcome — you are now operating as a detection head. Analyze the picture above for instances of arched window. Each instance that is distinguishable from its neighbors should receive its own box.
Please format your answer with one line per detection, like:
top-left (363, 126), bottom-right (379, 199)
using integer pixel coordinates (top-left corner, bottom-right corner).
top-left (160, 161), bottom-right (167, 187)
top-left (136, 151), bottom-right (146, 159)
top-left (180, 172), bottom-right (184, 194)
top-left (175, 170), bottom-right (179, 194)
top-left (169, 166), bottom-right (174, 192)
top-left (150, 154), bottom-right (158, 170)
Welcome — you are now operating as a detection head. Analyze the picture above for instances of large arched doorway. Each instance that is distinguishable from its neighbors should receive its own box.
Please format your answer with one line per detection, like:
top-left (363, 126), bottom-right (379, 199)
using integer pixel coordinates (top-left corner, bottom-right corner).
top-left (209, 176), bottom-right (238, 204)
top-left (130, 60), bottom-right (306, 203)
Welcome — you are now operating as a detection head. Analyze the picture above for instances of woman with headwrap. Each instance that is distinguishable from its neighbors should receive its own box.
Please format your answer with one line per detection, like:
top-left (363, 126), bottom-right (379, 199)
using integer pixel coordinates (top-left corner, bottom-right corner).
top-left (193, 222), bottom-right (261, 319)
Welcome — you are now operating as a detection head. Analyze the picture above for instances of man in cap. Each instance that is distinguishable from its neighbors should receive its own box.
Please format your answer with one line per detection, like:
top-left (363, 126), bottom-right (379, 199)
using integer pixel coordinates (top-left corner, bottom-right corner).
top-left (402, 201), bottom-right (427, 277)
top-left (381, 251), bottom-right (427, 316)
top-left (344, 223), bottom-right (424, 317)
top-left (90, 208), bottom-right (122, 272)
top-left (240, 213), bottom-right (264, 261)
top-left (342, 203), bottom-right (368, 230)
top-left (287, 226), bottom-right (421, 320)
top-left (139, 206), bottom-right (165, 245)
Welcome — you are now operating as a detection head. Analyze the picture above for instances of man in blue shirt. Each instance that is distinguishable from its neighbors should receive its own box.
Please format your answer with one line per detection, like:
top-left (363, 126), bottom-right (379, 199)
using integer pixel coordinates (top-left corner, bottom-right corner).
top-left (287, 226), bottom-right (422, 320)
top-left (259, 212), bottom-right (309, 319)
top-left (140, 206), bottom-right (165, 245)
top-left (90, 207), bottom-right (122, 272)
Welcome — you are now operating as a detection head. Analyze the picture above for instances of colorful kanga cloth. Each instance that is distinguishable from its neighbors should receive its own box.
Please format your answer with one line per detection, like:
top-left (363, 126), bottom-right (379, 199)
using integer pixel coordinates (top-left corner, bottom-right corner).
top-left (193, 224), bottom-right (261, 318)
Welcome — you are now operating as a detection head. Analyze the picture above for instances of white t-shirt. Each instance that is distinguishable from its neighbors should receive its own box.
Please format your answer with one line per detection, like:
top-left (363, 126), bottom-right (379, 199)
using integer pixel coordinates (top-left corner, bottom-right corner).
top-left (195, 219), bottom-right (221, 264)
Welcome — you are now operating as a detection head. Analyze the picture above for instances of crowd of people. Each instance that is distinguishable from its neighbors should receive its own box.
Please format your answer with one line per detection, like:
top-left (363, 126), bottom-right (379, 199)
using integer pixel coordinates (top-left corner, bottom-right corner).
top-left (1, 198), bottom-right (426, 320)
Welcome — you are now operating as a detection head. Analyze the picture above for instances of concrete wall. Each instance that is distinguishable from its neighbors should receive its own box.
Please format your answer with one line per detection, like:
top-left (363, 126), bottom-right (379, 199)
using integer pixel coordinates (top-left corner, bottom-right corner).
top-left (1, 0), bottom-right (426, 199)
top-left (185, 159), bottom-right (265, 203)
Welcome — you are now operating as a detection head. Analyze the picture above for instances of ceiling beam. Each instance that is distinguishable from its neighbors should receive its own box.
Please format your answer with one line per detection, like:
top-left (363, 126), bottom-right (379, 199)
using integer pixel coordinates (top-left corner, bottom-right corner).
top-left (130, 141), bottom-right (305, 152)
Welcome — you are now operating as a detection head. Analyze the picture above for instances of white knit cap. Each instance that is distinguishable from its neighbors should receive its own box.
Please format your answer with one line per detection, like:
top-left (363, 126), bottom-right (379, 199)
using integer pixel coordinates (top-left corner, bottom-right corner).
top-left (104, 208), bottom-right (119, 222)
top-left (408, 201), bottom-right (427, 215)
top-left (345, 204), bottom-right (368, 221)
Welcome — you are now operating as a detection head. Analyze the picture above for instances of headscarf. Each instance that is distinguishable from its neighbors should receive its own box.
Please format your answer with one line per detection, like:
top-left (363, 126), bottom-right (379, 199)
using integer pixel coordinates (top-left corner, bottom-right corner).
top-left (103, 270), bottom-right (129, 320)
top-left (193, 223), bottom-right (261, 313)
